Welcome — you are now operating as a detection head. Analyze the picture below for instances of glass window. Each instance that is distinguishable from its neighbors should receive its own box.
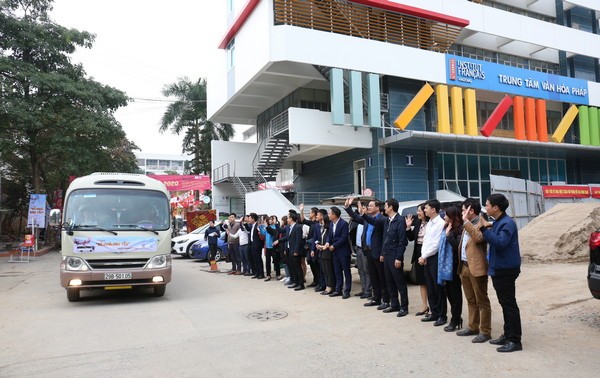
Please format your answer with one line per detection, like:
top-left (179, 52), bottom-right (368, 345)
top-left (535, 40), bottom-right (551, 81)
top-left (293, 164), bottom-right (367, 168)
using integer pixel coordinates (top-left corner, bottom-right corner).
top-left (519, 158), bottom-right (528, 180)
top-left (469, 182), bottom-right (480, 198)
top-left (539, 161), bottom-right (548, 183)
top-left (146, 159), bottom-right (158, 169)
top-left (136, 159), bottom-right (145, 166)
top-left (558, 160), bottom-right (567, 181)
top-left (443, 154), bottom-right (456, 179)
top-left (548, 160), bottom-right (558, 182)
top-left (456, 155), bottom-right (467, 180)
top-left (226, 39), bottom-right (235, 70)
top-left (529, 159), bottom-right (539, 182)
top-left (479, 156), bottom-right (490, 181)
top-left (458, 181), bottom-right (468, 197)
top-left (509, 158), bottom-right (518, 170)
top-left (481, 181), bottom-right (491, 202)
top-left (467, 155), bottom-right (479, 180)
top-left (491, 156), bottom-right (500, 170)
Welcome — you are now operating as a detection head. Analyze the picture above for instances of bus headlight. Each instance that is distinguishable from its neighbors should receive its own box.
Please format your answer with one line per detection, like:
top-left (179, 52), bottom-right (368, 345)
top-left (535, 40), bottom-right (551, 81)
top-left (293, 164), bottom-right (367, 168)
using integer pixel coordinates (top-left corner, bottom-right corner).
top-left (61, 256), bottom-right (90, 271)
top-left (146, 254), bottom-right (171, 269)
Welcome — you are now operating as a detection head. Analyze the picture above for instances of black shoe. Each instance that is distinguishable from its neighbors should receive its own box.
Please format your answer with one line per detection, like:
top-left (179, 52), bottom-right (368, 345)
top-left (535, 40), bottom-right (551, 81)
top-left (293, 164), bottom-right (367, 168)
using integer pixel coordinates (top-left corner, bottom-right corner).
top-left (320, 291), bottom-right (332, 295)
top-left (415, 307), bottom-right (430, 316)
top-left (376, 302), bottom-right (390, 310)
top-left (457, 328), bottom-right (478, 337)
top-left (433, 318), bottom-right (447, 327)
top-left (354, 291), bottom-right (365, 297)
top-left (360, 292), bottom-right (372, 299)
top-left (496, 341), bottom-right (522, 353)
top-left (382, 307), bottom-right (400, 313)
top-left (264, 277), bottom-right (271, 282)
top-left (287, 284), bottom-right (298, 289)
top-left (257, 275), bottom-right (266, 279)
top-left (251, 276), bottom-right (259, 279)
top-left (329, 291), bottom-right (342, 297)
top-left (444, 320), bottom-right (463, 332)
top-left (294, 285), bottom-right (305, 291)
top-left (489, 335), bottom-right (508, 345)
top-left (307, 282), bottom-right (317, 288)
top-left (421, 315), bottom-right (437, 322)
top-left (397, 309), bottom-right (409, 317)
top-left (342, 293), bottom-right (350, 299)
top-left (244, 273), bottom-right (253, 276)
top-left (472, 334), bottom-right (491, 343)
top-left (364, 300), bottom-right (381, 307)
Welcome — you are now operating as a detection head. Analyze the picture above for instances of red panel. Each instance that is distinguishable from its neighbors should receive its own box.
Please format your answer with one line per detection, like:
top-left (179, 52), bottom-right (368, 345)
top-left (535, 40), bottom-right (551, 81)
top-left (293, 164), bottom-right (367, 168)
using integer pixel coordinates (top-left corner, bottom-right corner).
top-left (349, 0), bottom-right (469, 27)
top-left (218, 0), bottom-right (261, 49)
top-left (480, 95), bottom-right (513, 137)
top-left (542, 185), bottom-right (590, 198)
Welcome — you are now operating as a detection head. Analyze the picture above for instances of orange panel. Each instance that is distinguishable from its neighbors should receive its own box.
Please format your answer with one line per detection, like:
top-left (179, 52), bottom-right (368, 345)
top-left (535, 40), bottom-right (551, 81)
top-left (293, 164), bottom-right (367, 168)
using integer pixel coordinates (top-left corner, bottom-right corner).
top-left (535, 99), bottom-right (548, 142)
top-left (513, 96), bottom-right (525, 140)
top-left (524, 97), bottom-right (537, 141)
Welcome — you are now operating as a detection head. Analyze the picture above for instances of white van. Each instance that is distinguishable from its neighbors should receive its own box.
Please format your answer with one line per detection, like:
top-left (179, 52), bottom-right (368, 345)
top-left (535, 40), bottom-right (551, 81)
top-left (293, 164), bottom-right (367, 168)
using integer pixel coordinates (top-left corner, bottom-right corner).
top-left (59, 173), bottom-right (172, 301)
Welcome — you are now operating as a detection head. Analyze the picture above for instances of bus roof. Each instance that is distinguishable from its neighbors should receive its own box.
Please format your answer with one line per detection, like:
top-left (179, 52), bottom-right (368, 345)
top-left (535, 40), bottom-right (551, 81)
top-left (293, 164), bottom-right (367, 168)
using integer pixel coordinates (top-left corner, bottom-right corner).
top-left (67, 172), bottom-right (169, 195)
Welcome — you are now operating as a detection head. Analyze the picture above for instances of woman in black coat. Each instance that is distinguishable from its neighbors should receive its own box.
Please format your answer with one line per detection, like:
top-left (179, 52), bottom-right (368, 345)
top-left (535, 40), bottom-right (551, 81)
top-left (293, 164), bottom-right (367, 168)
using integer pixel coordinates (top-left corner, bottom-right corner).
top-left (405, 203), bottom-right (430, 316)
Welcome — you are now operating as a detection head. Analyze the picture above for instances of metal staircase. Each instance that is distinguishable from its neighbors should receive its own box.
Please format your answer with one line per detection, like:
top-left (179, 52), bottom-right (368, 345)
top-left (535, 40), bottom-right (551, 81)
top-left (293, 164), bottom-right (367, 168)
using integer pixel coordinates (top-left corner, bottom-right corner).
top-left (255, 138), bottom-right (292, 181)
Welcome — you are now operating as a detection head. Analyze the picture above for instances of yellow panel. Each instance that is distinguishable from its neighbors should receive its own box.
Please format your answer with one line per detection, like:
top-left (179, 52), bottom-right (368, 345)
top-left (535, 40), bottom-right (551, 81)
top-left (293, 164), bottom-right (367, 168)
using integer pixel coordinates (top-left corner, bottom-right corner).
top-left (450, 87), bottom-right (465, 134)
top-left (394, 83), bottom-right (434, 130)
top-left (463, 89), bottom-right (477, 136)
top-left (435, 84), bottom-right (450, 133)
top-left (550, 105), bottom-right (579, 143)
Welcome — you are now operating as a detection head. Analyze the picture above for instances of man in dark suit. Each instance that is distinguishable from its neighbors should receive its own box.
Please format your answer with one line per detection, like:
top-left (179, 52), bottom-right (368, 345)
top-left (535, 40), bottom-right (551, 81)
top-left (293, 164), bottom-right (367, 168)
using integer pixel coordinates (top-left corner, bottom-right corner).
top-left (246, 213), bottom-right (265, 279)
top-left (325, 207), bottom-right (352, 299)
top-left (344, 198), bottom-right (390, 309)
top-left (274, 212), bottom-right (305, 290)
top-left (362, 198), bottom-right (409, 317)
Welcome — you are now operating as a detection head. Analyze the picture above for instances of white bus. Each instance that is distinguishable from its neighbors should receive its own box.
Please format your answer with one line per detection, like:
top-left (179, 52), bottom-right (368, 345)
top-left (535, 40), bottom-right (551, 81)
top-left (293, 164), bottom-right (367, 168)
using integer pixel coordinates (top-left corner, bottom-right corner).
top-left (59, 173), bottom-right (172, 301)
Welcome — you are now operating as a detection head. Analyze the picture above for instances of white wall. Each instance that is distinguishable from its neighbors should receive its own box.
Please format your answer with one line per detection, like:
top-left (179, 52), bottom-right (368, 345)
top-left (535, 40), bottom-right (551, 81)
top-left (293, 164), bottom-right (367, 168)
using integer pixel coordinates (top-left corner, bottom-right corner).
top-left (271, 26), bottom-right (447, 84)
top-left (246, 189), bottom-right (298, 218)
top-left (211, 140), bottom-right (257, 178)
top-left (288, 108), bottom-right (372, 148)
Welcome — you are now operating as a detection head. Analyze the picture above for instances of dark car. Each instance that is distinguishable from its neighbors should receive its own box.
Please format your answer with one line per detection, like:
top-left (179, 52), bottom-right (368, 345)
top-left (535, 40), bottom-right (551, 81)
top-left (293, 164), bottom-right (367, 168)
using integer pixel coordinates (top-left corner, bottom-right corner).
top-left (588, 229), bottom-right (600, 299)
top-left (190, 237), bottom-right (229, 262)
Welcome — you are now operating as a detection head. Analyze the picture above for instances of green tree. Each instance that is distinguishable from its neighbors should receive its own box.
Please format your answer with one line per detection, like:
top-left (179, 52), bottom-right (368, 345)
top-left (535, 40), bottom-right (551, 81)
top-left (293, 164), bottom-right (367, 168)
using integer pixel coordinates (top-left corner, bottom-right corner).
top-left (160, 77), bottom-right (234, 175)
top-left (0, 0), bottom-right (139, 202)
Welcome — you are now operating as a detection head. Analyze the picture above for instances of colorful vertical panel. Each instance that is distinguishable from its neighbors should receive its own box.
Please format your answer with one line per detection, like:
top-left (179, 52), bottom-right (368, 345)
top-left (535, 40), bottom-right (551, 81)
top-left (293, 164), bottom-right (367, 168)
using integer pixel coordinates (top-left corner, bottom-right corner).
top-left (524, 97), bottom-right (537, 141)
top-left (366, 73), bottom-right (381, 127)
top-left (578, 106), bottom-right (590, 145)
top-left (349, 71), bottom-right (363, 126)
top-left (590, 107), bottom-right (600, 146)
top-left (330, 68), bottom-right (345, 125)
top-left (535, 99), bottom-right (548, 142)
top-left (436, 84), bottom-right (450, 133)
top-left (450, 86), bottom-right (465, 135)
top-left (480, 95), bottom-right (512, 137)
top-left (394, 83), bottom-right (434, 130)
top-left (463, 88), bottom-right (478, 136)
top-left (550, 105), bottom-right (579, 143)
top-left (513, 96), bottom-right (526, 140)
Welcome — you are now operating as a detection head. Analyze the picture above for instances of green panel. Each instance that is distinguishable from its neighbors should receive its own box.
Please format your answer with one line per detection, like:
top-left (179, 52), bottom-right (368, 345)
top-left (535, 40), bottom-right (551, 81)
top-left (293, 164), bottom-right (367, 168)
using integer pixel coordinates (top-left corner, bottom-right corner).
top-left (349, 70), bottom-right (363, 126)
top-left (578, 106), bottom-right (590, 145)
top-left (590, 107), bottom-right (600, 146)
top-left (367, 73), bottom-right (381, 127)
top-left (330, 68), bottom-right (345, 125)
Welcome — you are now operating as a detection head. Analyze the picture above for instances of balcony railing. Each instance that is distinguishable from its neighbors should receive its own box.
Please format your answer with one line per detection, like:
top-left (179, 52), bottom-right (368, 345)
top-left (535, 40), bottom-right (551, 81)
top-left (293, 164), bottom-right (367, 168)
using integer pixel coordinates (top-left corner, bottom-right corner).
top-left (274, 0), bottom-right (463, 53)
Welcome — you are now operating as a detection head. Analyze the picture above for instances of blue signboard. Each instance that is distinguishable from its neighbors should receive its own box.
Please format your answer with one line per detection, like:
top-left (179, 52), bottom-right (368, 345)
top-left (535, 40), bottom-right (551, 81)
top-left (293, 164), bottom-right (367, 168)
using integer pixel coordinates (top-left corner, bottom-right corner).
top-left (445, 54), bottom-right (589, 105)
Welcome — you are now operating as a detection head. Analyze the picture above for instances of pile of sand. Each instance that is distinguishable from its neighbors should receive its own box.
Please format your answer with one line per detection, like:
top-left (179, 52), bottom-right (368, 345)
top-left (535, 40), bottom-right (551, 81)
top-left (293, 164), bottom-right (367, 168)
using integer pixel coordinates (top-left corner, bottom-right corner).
top-left (519, 203), bottom-right (600, 262)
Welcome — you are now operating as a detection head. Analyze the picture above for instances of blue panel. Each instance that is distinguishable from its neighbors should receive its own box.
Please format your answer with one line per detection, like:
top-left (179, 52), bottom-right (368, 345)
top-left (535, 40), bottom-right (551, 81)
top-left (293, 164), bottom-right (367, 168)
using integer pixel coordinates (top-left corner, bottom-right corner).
top-left (330, 68), bottom-right (345, 125)
top-left (367, 73), bottom-right (381, 127)
top-left (349, 71), bottom-right (363, 126)
top-left (445, 54), bottom-right (589, 105)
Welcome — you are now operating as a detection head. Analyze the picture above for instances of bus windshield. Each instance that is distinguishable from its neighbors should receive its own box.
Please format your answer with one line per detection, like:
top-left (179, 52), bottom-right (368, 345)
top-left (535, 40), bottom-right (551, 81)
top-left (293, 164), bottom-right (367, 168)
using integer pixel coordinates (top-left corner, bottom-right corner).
top-left (64, 188), bottom-right (170, 231)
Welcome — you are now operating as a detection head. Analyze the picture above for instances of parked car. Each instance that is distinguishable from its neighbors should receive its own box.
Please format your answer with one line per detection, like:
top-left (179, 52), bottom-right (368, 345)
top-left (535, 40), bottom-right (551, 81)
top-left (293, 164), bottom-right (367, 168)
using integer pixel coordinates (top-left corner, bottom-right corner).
top-left (588, 229), bottom-right (600, 299)
top-left (190, 236), bottom-right (228, 262)
top-left (171, 222), bottom-right (220, 258)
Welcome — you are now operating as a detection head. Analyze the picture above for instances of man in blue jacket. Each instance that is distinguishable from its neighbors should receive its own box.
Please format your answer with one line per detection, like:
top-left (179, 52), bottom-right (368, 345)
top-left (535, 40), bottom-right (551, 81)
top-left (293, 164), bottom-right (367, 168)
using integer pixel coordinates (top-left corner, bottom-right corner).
top-left (479, 193), bottom-right (523, 353)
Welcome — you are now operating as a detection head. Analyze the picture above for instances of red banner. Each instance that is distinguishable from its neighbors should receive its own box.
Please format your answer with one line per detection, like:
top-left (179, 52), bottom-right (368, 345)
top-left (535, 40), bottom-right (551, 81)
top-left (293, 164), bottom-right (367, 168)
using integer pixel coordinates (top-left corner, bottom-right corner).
top-left (149, 175), bottom-right (211, 192)
top-left (591, 187), bottom-right (600, 199)
top-left (186, 210), bottom-right (217, 233)
top-left (542, 185), bottom-right (590, 198)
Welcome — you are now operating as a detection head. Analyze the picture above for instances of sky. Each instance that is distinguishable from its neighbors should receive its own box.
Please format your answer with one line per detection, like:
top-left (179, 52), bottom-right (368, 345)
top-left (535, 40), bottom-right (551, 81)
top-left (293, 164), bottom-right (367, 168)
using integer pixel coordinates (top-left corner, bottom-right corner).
top-left (50, 0), bottom-right (241, 155)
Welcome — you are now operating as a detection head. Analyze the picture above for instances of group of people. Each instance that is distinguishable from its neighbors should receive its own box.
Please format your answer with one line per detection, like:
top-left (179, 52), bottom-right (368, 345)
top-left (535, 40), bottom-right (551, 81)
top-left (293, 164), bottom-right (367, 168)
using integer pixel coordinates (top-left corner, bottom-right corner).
top-left (206, 193), bottom-right (523, 353)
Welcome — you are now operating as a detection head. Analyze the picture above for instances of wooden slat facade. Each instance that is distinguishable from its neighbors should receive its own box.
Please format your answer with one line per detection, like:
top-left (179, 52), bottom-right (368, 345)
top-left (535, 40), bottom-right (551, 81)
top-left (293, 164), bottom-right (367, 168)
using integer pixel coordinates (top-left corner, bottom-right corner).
top-left (273, 0), bottom-right (463, 53)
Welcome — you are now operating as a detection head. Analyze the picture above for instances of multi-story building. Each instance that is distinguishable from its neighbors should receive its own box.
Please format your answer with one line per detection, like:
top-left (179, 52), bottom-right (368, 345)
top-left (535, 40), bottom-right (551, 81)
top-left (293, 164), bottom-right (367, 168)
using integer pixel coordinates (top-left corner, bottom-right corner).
top-left (207, 0), bottom-right (600, 216)
top-left (135, 152), bottom-right (191, 175)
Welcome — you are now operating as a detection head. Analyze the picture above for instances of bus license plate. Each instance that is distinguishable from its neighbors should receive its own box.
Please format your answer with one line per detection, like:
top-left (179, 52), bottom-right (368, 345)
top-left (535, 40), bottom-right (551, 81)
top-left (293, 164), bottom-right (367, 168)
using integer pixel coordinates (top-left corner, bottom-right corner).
top-left (104, 272), bottom-right (132, 280)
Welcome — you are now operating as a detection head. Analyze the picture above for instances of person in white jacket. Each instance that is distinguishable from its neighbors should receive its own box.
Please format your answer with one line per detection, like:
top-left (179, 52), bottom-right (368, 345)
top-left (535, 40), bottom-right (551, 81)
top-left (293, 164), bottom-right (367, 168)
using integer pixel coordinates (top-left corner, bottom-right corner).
top-left (418, 199), bottom-right (447, 326)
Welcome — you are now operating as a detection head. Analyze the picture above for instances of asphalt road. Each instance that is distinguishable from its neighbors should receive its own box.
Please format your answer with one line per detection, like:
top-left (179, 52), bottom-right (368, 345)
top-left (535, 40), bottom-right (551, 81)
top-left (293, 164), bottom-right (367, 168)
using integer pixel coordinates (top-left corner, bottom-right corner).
top-left (0, 251), bottom-right (597, 377)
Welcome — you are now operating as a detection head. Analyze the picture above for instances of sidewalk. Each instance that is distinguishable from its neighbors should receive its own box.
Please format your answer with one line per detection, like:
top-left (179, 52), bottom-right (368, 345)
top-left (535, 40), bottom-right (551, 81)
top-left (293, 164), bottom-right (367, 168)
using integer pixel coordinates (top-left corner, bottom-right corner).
top-left (0, 242), bottom-right (56, 259)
